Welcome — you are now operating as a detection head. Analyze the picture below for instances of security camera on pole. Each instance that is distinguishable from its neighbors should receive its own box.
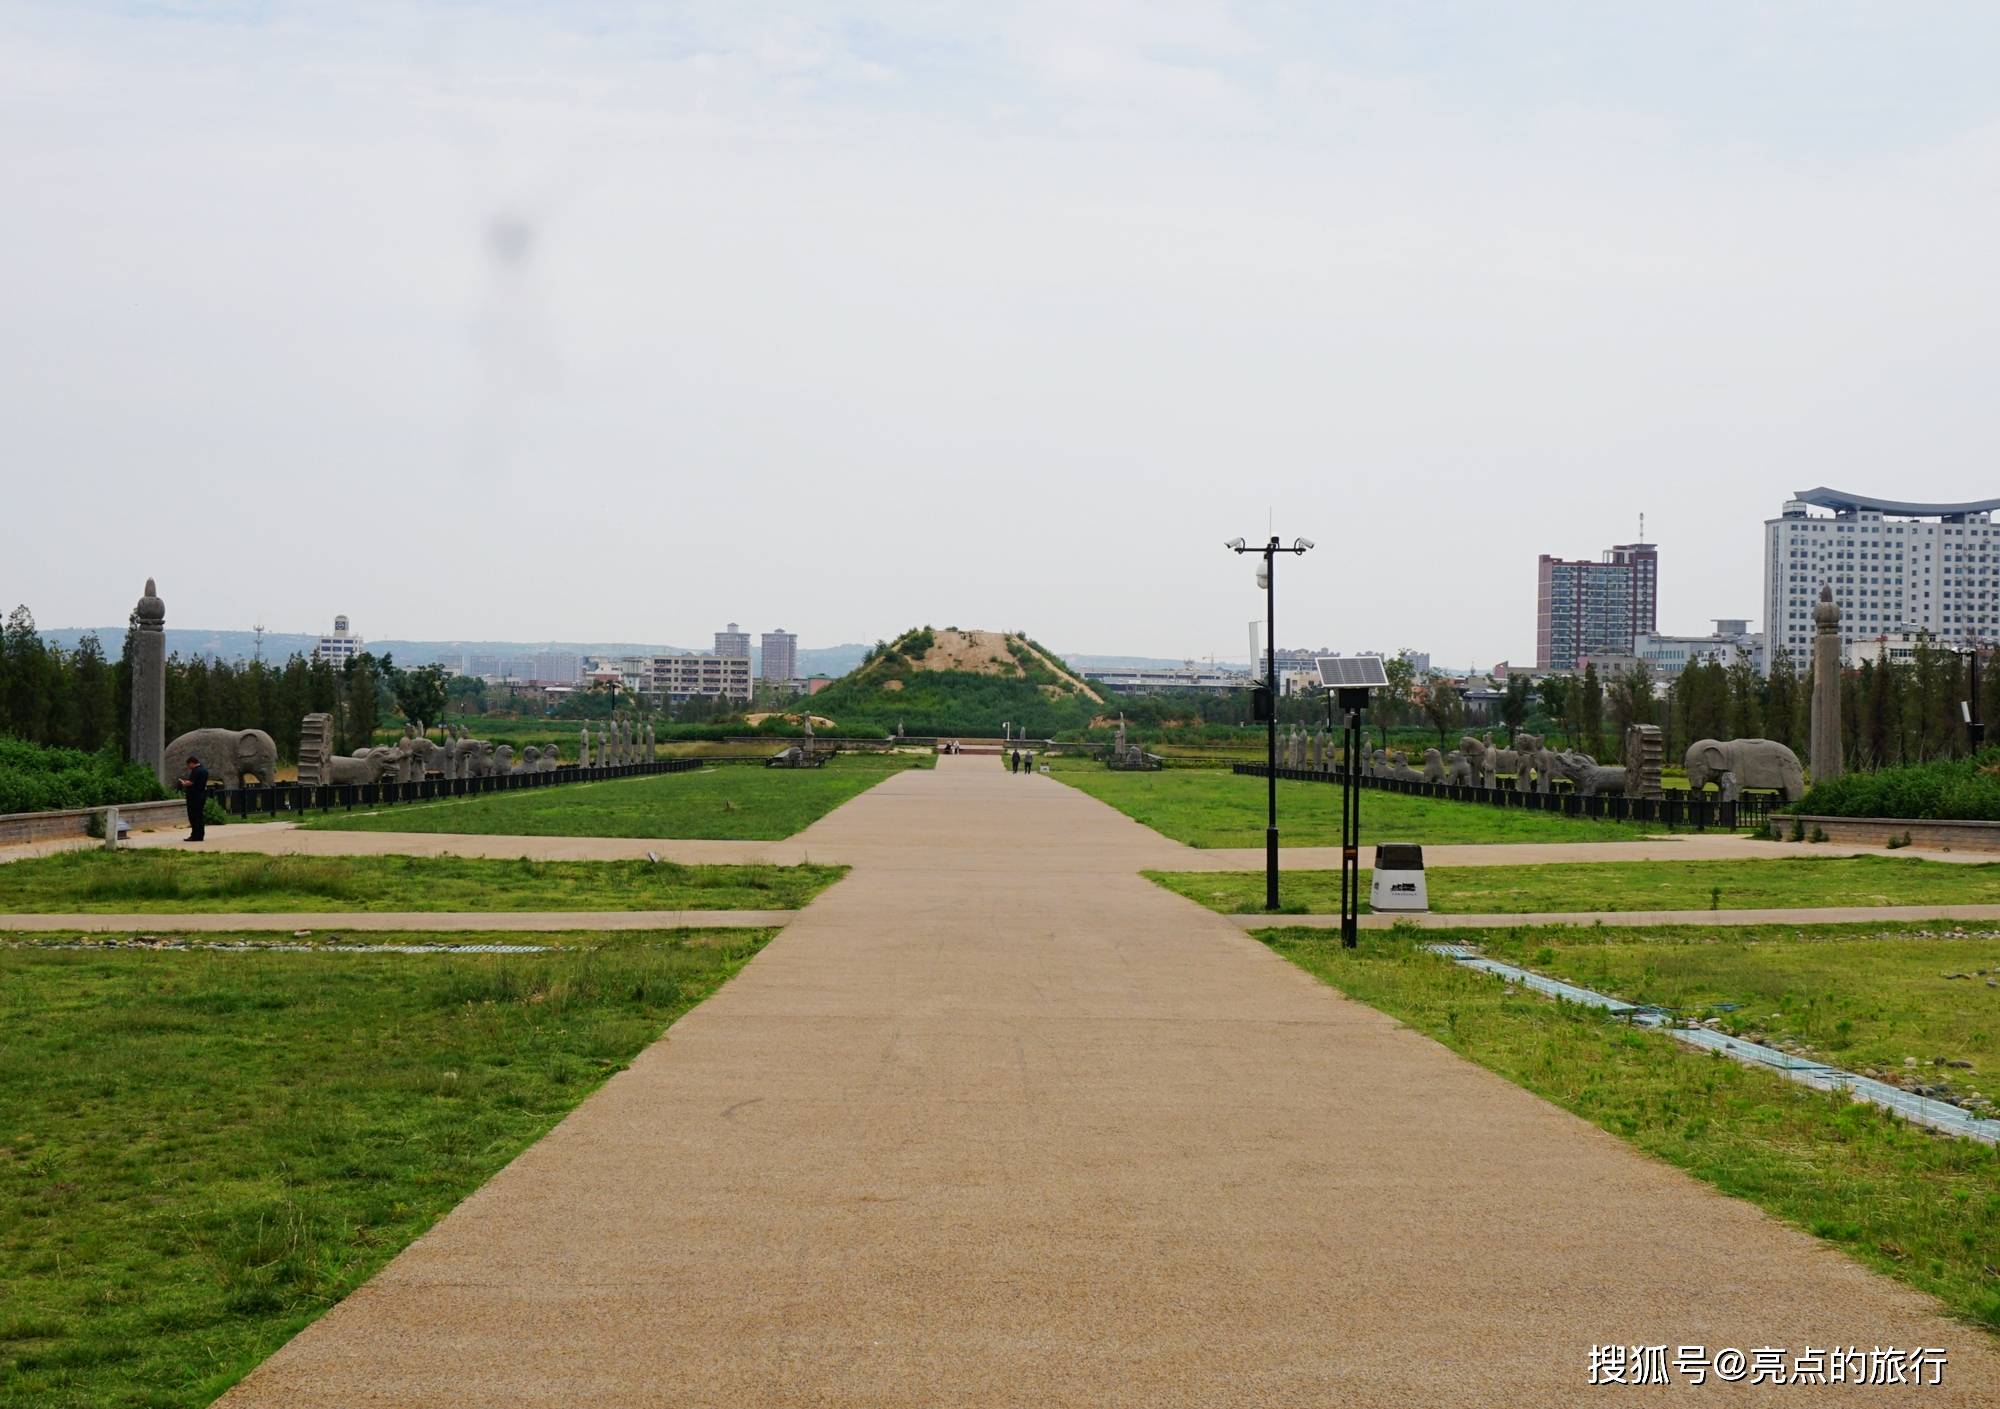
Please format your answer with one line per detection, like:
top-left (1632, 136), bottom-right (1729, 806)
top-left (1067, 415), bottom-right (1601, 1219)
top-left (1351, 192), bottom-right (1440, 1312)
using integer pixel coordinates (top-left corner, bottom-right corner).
top-left (1226, 535), bottom-right (1313, 911)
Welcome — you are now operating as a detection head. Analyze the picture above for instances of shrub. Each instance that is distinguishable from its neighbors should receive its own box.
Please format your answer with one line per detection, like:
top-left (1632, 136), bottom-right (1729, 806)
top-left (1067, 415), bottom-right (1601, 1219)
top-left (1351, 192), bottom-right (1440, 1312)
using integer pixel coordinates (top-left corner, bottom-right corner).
top-left (0, 736), bottom-right (168, 815)
top-left (1798, 748), bottom-right (2000, 821)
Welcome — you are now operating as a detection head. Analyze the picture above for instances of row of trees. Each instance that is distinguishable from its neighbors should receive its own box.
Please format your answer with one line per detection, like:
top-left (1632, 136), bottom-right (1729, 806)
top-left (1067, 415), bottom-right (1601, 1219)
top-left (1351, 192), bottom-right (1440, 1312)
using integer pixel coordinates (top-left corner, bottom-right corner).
top-left (0, 604), bottom-right (454, 763)
top-left (1407, 636), bottom-right (1990, 772)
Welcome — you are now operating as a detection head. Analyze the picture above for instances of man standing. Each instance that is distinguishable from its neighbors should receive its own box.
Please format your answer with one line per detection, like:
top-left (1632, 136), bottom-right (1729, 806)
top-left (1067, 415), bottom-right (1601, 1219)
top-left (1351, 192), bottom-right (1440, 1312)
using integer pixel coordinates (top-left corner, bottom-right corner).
top-left (1009, 748), bottom-right (1019, 774)
top-left (177, 754), bottom-right (209, 842)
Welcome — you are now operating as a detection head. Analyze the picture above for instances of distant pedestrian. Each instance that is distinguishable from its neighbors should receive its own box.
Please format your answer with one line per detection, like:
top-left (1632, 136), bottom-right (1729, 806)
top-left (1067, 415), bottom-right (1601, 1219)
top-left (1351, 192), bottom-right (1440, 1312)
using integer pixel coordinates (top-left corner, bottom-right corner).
top-left (1009, 749), bottom-right (1020, 773)
top-left (176, 754), bottom-right (209, 842)
top-left (1024, 749), bottom-right (1035, 775)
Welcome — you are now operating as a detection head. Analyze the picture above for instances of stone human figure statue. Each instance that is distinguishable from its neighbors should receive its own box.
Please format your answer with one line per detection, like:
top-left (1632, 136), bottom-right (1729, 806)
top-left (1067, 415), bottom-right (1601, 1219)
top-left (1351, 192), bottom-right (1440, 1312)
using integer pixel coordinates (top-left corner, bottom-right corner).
top-left (578, 726), bottom-right (592, 768)
top-left (644, 721), bottom-right (655, 759)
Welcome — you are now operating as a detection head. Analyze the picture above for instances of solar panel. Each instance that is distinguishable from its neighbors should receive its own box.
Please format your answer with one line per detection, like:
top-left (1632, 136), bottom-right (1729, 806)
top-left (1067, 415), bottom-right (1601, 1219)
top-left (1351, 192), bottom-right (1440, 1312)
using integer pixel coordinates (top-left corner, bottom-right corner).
top-left (1315, 656), bottom-right (1389, 689)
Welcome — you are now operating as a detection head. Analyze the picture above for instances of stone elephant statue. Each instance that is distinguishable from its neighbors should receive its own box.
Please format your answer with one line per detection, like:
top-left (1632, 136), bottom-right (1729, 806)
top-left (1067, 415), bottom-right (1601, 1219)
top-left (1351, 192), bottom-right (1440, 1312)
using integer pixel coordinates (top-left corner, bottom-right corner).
top-left (165, 727), bottom-right (277, 788)
top-left (1684, 738), bottom-right (1806, 802)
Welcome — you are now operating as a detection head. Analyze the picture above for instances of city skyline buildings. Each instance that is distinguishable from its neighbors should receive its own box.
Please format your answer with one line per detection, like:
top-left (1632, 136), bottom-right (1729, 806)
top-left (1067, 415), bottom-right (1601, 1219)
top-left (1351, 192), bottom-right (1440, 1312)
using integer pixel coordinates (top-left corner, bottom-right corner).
top-left (1534, 542), bottom-right (1659, 671)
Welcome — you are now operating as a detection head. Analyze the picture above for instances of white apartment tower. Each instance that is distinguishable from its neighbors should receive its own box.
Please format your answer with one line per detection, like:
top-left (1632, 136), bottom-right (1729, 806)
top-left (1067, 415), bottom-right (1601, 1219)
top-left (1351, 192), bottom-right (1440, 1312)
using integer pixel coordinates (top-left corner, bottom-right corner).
top-left (1765, 487), bottom-right (2000, 669)
top-left (313, 614), bottom-right (363, 664)
top-left (760, 628), bottom-right (797, 683)
top-left (714, 622), bottom-right (751, 659)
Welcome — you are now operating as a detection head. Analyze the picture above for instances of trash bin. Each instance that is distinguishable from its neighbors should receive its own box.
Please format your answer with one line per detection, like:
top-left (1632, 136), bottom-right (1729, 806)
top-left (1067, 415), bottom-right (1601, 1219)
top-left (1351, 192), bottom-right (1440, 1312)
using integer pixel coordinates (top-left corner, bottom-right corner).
top-left (1369, 842), bottom-right (1428, 913)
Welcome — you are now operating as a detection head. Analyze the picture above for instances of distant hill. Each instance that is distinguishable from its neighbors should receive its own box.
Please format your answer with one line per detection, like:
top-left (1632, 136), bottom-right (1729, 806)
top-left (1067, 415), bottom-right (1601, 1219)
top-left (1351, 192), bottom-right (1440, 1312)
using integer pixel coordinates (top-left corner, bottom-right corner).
top-left (808, 627), bottom-right (1103, 737)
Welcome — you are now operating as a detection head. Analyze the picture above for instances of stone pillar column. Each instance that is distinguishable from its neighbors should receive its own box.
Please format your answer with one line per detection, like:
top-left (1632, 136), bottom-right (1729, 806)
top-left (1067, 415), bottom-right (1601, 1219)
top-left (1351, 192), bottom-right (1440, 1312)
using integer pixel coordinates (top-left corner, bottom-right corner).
top-left (1809, 584), bottom-right (1843, 785)
top-left (129, 578), bottom-right (167, 787)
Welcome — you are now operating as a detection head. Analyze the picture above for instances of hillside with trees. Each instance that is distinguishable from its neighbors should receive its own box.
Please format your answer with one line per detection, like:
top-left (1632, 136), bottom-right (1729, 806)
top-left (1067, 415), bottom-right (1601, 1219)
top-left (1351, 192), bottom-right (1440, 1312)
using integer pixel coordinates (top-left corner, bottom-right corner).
top-left (808, 627), bottom-right (1103, 737)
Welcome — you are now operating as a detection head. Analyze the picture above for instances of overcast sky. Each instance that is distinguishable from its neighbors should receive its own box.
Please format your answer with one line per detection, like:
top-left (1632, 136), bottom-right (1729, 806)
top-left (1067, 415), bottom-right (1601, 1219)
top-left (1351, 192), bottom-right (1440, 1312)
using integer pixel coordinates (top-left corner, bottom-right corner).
top-left (5, 2), bottom-right (1998, 668)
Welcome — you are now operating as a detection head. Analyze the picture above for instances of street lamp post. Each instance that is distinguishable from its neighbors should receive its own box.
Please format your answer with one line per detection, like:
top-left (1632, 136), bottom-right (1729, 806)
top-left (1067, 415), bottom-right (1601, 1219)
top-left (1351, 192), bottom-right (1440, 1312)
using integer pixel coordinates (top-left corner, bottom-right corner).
top-left (1227, 535), bottom-right (1312, 910)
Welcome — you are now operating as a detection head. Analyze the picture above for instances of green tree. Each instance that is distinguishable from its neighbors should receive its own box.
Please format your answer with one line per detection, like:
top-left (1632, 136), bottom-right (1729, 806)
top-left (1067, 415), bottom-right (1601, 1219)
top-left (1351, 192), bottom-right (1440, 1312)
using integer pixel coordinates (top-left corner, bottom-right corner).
top-left (1765, 648), bottom-right (1802, 753)
top-left (339, 653), bottom-right (384, 753)
top-left (1724, 648), bottom-right (1763, 740)
top-left (2, 606), bottom-right (53, 743)
top-left (1609, 660), bottom-right (1655, 737)
top-left (1416, 671), bottom-right (1465, 744)
top-left (1499, 674), bottom-right (1530, 738)
top-left (391, 663), bottom-right (451, 729)
top-left (1577, 663), bottom-right (1605, 760)
top-left (1535, 674), bottom-right (1573, 747)
top-left (70, 633), bottom-right (114, 751)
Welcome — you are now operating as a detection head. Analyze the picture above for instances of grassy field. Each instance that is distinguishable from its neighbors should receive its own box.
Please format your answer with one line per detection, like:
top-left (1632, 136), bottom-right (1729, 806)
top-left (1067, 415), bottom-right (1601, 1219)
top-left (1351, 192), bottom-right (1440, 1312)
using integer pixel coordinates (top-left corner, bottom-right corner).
top-left (300, 753), bottom-right (929, 840)
top-left (0, 926), bottom-right (776, 1409)
top-left (1048, 758), bottom-right (1665, 846)
top-left (1151, 854), bottom-right (2000, 915)
top-left (1459, 921), bottom-right (2000, 1110)
top-left (0, 851), bottom-right (844, 914)
top-left (1259, 925), bottom-right (2000, 1330)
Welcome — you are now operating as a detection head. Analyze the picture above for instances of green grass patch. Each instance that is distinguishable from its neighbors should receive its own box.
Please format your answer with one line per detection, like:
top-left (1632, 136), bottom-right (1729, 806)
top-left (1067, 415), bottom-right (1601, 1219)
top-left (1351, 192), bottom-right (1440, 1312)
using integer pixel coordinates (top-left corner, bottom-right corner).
top-left (299, 752), bottom-right (929, 840)
top-left (1258, 925), bottom-right (2000, 1330)
top-left (1049, 757), bottom-right (1665, 847)
top-left (0, 851), bottom-right (844, 914)
top-left (1464, 920), bottom-right (2000, 1110)
top-left (0, 926), bottom-right (776, 1408)
top-left (1150, 854), bottom-right (2000, 915)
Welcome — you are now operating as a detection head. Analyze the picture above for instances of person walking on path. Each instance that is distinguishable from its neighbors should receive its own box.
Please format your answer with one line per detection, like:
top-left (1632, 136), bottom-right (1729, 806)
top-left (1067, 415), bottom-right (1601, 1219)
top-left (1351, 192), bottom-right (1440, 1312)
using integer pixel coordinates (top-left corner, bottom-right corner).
top-left (1008, 748), bottom-right (1019, 774)
top-left (1023, 749), bottom-right (1035, 775)
top-left (176, 754), bottom-right (209, 842)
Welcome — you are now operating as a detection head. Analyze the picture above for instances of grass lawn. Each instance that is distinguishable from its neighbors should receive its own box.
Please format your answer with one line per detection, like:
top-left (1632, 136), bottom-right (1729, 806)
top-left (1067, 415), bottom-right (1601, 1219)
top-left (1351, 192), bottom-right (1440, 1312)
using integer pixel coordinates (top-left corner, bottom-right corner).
top-left (0, 851), bottom-right (844, 914)
top-left (1465, 921), bottom-right (2000, 1110)
top-left (1150, 854), bottom-right (2000, 915)
top-left (1049, 758), bottom-right (1665, 847)
top-left (0, 926), bottom-right (776, 1409)
top-left (1258, 925), bottom-right (2000, 1331)
top-left (297, 753), bottom-right (929, 840)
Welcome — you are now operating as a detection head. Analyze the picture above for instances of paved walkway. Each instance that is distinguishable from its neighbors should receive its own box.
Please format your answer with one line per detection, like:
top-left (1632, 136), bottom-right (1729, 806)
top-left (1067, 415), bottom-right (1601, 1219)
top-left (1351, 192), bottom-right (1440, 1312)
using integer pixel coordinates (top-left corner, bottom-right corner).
top-left (0, 910), bottom-right (794, 933)
top-left (217, 755), bottom-right (1997, 1406)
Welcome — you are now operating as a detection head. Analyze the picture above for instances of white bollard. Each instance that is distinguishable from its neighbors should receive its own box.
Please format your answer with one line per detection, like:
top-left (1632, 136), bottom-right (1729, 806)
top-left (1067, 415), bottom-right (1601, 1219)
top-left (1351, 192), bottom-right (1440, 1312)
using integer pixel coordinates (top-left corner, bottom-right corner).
top-left (102, 807), bottom-right (120, 849)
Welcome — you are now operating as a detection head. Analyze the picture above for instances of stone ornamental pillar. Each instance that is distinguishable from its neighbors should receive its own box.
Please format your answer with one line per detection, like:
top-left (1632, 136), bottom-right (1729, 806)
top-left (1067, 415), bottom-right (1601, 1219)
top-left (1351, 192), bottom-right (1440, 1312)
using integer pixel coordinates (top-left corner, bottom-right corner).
top-left (1809, 584), bottom-right (1843, 786)
top-left (129, 578), bottom-right (167, 786)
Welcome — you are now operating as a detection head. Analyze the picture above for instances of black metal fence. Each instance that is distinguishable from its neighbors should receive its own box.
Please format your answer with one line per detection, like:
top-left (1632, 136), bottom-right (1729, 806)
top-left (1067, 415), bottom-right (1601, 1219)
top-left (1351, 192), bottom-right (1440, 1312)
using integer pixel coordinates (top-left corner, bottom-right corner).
top-left (1232, 762), bottom-right (1773, 832)
top-left (221, 758), bottom-right (702, 819)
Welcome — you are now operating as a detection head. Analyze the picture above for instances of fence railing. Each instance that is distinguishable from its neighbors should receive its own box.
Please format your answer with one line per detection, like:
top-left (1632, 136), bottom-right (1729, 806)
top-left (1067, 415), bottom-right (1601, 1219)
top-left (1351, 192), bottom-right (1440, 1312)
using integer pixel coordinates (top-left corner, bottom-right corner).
top-left (1231, 762), bottom-right (1771, 832)
top-left (221, 758), bottom-right (702, 819)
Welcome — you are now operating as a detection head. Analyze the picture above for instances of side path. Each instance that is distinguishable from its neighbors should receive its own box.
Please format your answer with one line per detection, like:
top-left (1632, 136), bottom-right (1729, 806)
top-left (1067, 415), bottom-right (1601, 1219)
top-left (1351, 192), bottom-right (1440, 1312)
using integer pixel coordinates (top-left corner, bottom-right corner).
top-left (220, 756), bottom-right (1997, 1407)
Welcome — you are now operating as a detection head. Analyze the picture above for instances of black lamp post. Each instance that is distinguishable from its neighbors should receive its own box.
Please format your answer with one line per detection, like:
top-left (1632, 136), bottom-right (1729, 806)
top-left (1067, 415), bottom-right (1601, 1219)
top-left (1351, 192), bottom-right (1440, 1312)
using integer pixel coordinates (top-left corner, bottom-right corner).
top-left (1227, 534), bottom-right (1313, 910)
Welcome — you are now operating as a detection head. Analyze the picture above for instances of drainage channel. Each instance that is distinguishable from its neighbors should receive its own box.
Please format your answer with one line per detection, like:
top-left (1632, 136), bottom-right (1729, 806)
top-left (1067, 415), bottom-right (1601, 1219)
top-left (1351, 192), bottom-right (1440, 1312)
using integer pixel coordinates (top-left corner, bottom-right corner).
top-left (1425, 943), bottom-right (2000, 1146)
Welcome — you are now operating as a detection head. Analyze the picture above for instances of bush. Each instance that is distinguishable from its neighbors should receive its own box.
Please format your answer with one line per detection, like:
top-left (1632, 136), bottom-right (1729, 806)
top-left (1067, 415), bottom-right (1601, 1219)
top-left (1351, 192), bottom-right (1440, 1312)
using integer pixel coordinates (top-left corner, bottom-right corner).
top-left (0, 736), bottom-right (168, 815)
top-left (1798, 748), bottom-right (2000, 821)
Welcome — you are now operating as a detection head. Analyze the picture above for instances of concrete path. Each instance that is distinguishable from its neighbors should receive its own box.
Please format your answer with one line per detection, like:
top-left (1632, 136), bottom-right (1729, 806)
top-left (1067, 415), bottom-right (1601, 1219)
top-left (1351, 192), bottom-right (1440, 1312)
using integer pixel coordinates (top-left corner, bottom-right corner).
top-left (1239, 904), bottom-right (2000, 930)
top-left (218, 755), bottom-right (1997, 1407)
top-left (0, 910), bottom-right (794, 933)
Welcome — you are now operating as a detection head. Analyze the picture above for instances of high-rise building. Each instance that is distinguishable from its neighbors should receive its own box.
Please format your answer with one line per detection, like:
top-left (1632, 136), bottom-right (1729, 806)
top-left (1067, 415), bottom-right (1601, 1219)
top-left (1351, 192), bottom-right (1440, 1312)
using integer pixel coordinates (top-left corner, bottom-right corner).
top-left (313, 614), bottom-right (363, 664)
top-left (759, 629), bottom-right (797, 683)
top-left (1765, 488), bottom-right (2000, 669)
top-left (714, 622), bottom-right (750, 659)
top-left (1535, 542), bottom-right (1658, 670)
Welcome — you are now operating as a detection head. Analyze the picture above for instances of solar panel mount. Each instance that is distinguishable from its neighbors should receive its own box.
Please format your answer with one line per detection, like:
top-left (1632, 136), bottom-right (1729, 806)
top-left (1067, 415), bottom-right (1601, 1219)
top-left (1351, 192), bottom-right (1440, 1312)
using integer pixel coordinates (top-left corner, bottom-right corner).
top-left (1314, 656), bottom-right (1390, 689)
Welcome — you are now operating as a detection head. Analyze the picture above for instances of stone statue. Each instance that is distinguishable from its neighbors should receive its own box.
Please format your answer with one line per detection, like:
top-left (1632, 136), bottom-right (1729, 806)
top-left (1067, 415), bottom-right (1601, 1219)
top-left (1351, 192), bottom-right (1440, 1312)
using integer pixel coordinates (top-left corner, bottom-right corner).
top-left (1445, 750), bottom-right (1473, 786)
top-left (1421, 747), bottom-right (1445, 783)
top-left (1809, 584), bottom-right (1843, 785)
top-left (1546, 750), bottom-right (1625, 797)
top-left (1685, 738), bottom-right (1806, 803)
top-left (297, 713), bottom-right (336, 787)
top-left (165, 727), bottom-right (278, 788)
top-left (130, 579), bottom-right (167, 786)
top-left (579, 726), bottom-right (592, 768)
top-left (328, 750), bottom-right (397, 785)
top-left (541, 743), bottom-right (560, 771)
top-left (644, 721), bottom-right (655, 760)
top-left (494, 744), bottom-right (515, 773)
top-left (1622, 724), bottom-right (1664, 799)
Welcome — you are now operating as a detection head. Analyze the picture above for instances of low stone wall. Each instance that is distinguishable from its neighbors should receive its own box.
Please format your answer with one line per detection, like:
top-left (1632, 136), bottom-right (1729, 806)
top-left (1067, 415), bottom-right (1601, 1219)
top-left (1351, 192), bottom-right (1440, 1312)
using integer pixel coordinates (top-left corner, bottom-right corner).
top-left (1771, 813), bottom-right (2000, 853)
top-left (0, 799), bottom-right (188, 847)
